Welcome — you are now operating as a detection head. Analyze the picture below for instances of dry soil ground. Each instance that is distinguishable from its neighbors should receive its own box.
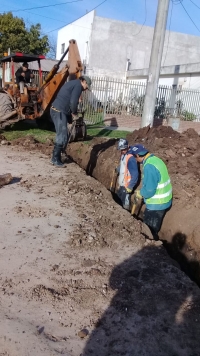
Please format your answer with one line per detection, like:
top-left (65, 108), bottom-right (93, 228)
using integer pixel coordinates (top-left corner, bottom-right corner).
top-left (1, 144), bottom-right (200, 356)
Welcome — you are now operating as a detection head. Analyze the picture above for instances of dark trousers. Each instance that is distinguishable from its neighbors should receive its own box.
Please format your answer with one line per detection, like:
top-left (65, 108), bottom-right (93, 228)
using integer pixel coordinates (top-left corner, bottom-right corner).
top-left (116, 186), bottom-right (131, 210)
top-left (143, 208), bottom-right (167, 240)
top-left (50, 108), bottom-right (68, 149)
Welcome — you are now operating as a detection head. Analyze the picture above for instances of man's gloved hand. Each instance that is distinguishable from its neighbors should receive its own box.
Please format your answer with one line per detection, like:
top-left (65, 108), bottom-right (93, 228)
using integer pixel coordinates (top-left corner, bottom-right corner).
top-left (135, 189), bottom-right (142, 199)
top-left (126, 187), bottom-right (132, 194)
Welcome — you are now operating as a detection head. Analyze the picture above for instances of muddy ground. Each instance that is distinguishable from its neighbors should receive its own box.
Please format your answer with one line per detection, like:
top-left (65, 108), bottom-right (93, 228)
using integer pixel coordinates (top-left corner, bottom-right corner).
top-left (1, 142), bottom-right (200, 355)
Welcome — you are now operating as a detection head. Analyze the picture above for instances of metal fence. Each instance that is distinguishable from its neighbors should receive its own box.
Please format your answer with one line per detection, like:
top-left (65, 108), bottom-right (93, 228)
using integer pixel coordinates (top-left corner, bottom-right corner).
top-left (31, 72), bottom-right (200, 124)
top-left (32, 70), bottom-right (48, 86)
top-left (81, 76), bottom-right (200, 124)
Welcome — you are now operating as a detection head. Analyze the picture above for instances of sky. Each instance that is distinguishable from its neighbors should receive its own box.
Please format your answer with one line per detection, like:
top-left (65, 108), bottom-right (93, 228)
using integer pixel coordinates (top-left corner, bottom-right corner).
top-left (1, 0), bottom-right (200, 42)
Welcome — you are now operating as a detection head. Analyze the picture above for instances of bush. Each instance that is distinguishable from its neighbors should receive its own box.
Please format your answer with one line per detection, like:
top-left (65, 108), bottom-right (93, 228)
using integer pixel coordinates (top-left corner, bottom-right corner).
top-left (181, 110), bottom-right (196, 121)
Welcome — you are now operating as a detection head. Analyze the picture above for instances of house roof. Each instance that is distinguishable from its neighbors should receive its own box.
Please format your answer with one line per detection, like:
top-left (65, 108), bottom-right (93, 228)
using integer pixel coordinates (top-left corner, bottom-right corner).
top-left (28, 59), bottom-right (68, 72)
top-left (0, 57), bottom-right (68, 73)
top-left (0, 53), bottom-right (45, 63)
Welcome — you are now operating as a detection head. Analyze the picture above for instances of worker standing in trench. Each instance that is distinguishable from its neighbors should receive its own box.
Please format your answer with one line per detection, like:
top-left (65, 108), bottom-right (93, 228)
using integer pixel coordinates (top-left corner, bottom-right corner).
top-left (131, 144), bottom-right (172, 241)
top-left (116, 139), bottom-right (139, 210)
top-left (50, 75), bottom-right (92, 167)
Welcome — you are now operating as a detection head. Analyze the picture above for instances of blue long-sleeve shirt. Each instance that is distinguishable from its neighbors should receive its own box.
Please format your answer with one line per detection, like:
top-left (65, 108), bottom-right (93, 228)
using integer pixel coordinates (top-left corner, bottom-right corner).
top-left (52, 79), bottom-right (83, 114)
top-left (127, 155), bottom-right (139, 189)
top-left (140, 154), bottom-right (172, 210)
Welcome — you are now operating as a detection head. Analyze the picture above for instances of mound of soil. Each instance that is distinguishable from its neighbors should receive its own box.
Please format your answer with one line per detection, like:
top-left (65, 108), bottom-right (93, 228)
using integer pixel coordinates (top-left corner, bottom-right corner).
top-left (10, 135), bottom-right (53, 156)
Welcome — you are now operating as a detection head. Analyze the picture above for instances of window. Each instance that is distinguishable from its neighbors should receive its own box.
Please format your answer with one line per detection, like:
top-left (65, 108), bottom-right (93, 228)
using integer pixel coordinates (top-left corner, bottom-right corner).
top-left (61, 43), bottom-right (65, 54)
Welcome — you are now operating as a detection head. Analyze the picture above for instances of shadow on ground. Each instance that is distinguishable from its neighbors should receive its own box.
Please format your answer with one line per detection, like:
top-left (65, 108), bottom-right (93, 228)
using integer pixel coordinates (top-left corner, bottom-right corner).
top-left (81, 242), bottom-right (200, 356)
top-left (163, 232), bottom-right (200, 287)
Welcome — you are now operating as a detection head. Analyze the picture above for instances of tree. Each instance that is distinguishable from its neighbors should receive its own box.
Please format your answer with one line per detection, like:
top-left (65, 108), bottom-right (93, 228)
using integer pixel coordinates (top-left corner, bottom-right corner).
top-left (46, 35), bottom-right (57, 59)
top-left (0, 12), bottom-right (49, 57)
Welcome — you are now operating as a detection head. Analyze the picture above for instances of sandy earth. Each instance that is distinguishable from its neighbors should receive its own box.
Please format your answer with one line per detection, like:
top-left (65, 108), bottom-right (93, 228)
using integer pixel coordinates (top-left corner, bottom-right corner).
top-left (1, 145), bottom-right (200, 356)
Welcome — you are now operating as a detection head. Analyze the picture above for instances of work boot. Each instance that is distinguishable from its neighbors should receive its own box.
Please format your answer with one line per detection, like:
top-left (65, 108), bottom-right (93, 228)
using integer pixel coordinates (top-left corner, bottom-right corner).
top-left (51, 144), bottom-right (64, 167)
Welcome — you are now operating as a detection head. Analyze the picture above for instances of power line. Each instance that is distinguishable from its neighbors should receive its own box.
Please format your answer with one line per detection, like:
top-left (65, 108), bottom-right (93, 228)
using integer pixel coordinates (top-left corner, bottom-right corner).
top-left (189, 0), bottom-right (200, 11)
top-left (171, 0), bottom-right (183, 4)
top-left (162, 0), bottom-right (173, 67)
top-left (132, 0), bottom-right (147, 36)
top-left (180, 1), bottom-right (200, 33)
top-left (0, 0), bottom-right (82, 14)
top-left (47, 0), bottom-right (107, 34)
top-left (23, 11), bottom-right (70, 24)
top-left (25, 10), bottom-right (93, 29)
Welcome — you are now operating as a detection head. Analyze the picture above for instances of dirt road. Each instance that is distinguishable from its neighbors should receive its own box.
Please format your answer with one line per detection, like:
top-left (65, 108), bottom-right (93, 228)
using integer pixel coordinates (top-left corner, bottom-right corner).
top-left (1, 145), bottom-right (200, 356)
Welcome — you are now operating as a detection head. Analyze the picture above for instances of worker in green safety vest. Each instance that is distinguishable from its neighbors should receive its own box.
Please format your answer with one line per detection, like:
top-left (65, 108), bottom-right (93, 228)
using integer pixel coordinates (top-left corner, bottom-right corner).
top-left (131, 144), bottom-right (172, 241)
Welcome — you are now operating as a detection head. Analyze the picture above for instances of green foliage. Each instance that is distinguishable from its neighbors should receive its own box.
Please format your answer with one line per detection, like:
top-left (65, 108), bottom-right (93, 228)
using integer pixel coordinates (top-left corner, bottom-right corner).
top-left (181, 110), bottom-right (196, 121)
top-left (0, 12), bottom-right (49, 57)
top-left (87, 127), bottom-right (129, 139)
top-left (3, 121), bottom-right (55, 142)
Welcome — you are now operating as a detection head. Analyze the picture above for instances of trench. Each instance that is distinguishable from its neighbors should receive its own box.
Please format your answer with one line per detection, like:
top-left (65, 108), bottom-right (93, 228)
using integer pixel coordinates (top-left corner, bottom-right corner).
top-left (67, 133), bottom-right (200, 288)
top-left (4, 124), bottom-right (200, 286)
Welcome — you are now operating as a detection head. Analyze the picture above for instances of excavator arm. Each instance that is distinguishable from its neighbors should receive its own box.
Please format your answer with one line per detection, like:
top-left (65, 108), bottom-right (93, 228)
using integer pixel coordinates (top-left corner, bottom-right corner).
top-left (38, 39), bottom-right (83, 117)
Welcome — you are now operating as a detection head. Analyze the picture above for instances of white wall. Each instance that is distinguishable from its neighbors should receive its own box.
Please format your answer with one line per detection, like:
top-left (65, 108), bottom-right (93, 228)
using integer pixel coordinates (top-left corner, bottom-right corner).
top-left (56, 11), bottom-right (95, 63)
top-left (181, 76), bottom-right (200, 90)
top-left (132, 76), bottom-right (200, 90)
top-left (132, 78), bottom-right (174, 86)
top-left (87, 15), bottom-right (200, 79)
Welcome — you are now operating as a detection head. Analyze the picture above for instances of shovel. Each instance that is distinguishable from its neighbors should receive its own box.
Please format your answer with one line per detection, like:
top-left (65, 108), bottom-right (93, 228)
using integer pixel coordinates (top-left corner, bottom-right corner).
top-left (131, 194), bottom-right (143, 217)
top-left (110, 161), bottom-right (119, 193)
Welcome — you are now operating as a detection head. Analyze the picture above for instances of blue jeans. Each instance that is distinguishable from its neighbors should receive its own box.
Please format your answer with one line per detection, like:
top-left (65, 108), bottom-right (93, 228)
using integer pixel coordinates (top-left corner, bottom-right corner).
top-left (50, 108), bottom-right (68, 149)
top-left (116, 186), bottom-right (131, 210)
top-left (143, 208), bottom-right (167, 239)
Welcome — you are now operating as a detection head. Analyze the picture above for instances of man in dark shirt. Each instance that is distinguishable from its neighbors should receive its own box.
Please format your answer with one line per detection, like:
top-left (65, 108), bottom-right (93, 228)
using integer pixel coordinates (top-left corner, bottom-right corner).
top-left (15, 62), bottom-right (34, 93)
top-left (50, 75), bottom-right (91, 167)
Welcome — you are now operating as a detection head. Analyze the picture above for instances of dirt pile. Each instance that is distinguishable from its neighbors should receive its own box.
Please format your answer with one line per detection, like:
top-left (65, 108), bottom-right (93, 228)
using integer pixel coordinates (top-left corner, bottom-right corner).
top-left (127, 125), bottom-right (200, 178)
top-left (9, 135), bottom-right (53, 156)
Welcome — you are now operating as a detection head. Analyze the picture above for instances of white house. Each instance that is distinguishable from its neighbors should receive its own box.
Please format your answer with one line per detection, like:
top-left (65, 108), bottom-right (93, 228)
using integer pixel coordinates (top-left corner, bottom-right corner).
top-left (56, 10), bottom-right (200, 89)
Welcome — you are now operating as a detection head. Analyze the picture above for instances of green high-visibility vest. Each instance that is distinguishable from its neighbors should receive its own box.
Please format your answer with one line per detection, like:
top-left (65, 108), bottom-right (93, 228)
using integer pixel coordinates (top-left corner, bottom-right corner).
top-left (143, 156), bottom-right (172, 205)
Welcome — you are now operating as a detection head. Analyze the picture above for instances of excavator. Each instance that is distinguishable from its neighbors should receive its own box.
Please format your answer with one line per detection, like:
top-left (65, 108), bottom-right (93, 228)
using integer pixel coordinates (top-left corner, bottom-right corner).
top-left (0, 39), bottom-right (86, 141)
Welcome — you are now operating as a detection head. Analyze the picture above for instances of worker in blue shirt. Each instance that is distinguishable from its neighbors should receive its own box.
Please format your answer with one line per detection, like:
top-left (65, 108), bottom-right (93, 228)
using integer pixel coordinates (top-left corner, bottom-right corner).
top-left (131, 144), bottom-right (172, 240)
top-left (50, 75), bottom-right (92, 167)
top-left (116, 139), bottom-right (139, 210)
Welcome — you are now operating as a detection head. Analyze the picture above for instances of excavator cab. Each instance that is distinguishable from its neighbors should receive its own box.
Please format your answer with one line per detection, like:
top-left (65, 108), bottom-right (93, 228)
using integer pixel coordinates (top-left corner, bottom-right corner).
top-left (0, 40), bottom-right (87, 142)
top-left (0, 53), bottom-right (45, 120)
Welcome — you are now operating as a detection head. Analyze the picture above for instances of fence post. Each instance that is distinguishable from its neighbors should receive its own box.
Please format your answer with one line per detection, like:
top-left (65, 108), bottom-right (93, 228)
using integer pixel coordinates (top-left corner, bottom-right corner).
top-left (103, 77), bottom-right (109, 123)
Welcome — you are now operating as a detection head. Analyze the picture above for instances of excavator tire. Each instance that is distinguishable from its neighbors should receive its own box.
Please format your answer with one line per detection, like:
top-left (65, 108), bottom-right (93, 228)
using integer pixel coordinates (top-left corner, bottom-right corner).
top-left (0, 91), bottom-right (18, 129)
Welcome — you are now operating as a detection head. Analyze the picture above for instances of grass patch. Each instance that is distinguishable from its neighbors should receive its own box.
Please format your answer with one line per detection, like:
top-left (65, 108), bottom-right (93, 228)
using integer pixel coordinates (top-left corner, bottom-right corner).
top-left (1, 120), bottom-right (129, 143)
top-left (85, 112), bottom-right (104, 124)
top-left (87, 127), bottom-right (129, 139)
top-left (2, 121), bottom-right (55, 143)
